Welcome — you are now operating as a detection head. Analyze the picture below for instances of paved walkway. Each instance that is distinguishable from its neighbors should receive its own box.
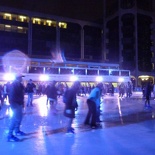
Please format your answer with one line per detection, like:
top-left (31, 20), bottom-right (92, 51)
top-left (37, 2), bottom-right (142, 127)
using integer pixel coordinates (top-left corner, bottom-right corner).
top-left (0, 92), bottom-right (155, 155)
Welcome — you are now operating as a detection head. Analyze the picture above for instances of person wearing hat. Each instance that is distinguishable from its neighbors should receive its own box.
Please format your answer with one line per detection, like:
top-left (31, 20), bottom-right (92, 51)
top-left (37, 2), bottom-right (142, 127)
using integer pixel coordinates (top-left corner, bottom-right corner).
top-left (84, 82), bottom-right (103, 129)
top-left (7, 74), bottom-right (26, 142)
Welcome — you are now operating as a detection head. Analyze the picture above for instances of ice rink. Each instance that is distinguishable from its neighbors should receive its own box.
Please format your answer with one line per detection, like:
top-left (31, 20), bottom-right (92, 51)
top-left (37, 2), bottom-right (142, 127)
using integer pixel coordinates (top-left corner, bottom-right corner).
top-left (0, 92), bottom-right (155, 155)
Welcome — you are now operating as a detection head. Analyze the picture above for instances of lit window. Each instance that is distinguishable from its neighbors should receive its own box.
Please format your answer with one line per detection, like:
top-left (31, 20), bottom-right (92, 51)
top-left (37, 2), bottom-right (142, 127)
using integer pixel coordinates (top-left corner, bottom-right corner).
top-left (17, 26), bottom-right (23, 29)
top-left (5, 25), bottom-right (11, 31)
top-left (59, 22), bottom-right (67, 28)
top-left (17, 26), bottom-right (25, 33)
top-left (33, 18), bottom-right (41, 24)
top-left (4, 13), bottom-right (12, 20)
top-left (46, 20), bottom-right (52, 26)
top-left (5, 25), bottom-right (11, 28)
top-left (19, 15), bottom-right (27, 22)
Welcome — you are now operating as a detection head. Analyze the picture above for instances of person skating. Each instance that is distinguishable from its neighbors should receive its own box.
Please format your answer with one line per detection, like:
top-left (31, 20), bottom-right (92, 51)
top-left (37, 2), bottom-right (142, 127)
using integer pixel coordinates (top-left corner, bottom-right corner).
top-left (84, 83), bottom-right (103, 129)
top-left (7, 75), bottom-right (26, 142)
top-left (144, 81), bottom-right (152, 109)
top-left (63, 81), bottom-right (81, 134)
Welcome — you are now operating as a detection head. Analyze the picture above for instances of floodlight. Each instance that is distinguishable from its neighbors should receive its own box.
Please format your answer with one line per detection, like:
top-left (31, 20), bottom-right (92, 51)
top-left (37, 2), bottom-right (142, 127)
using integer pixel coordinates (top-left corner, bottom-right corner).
top-left (70, 75), bottom-right (78, 81)
top-left (3, 73), bottom-right (15, 81)
top-left (96, 76), bottom-right (103, 82)
top-left (39, 74), bottom-right (49, 81)
top-left (118, 77), bottom-right (124, 82)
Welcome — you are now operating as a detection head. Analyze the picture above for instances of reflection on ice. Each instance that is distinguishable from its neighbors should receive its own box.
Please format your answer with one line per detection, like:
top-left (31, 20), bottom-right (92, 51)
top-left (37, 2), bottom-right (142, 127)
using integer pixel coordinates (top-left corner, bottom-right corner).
top-left (4, 98), bottom-right (10, 106)
top-left (6, 107), bottom-right (13, 117)
top-left (117, 97), bottom-right (124, 124)
top-left (37, 97), bottom-right (48, 117)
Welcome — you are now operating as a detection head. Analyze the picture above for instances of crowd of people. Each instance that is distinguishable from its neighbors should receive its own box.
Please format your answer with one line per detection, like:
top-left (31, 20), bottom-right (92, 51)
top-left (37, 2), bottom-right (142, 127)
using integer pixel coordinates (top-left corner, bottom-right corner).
top-left (0, 77), bottom-right (145, 142)
top-left (0, 80), bottom-right (135, 111)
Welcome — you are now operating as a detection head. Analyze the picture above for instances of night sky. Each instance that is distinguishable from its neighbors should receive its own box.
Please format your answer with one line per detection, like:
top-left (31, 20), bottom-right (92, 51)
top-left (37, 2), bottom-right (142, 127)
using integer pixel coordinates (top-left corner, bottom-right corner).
top-left (0, 0), bottom-right (103, 23)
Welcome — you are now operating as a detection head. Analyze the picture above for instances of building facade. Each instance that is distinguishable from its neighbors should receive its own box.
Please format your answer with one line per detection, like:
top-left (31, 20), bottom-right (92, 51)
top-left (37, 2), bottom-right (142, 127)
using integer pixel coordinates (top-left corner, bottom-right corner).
top-left (0, 0), bottom-right (155, 87)
top-left (103, 0), bottom-right (155, 86)
top-left (0, 6), bottom-right (102, 62)
top-left (0, 5), bottom-right (115, 83)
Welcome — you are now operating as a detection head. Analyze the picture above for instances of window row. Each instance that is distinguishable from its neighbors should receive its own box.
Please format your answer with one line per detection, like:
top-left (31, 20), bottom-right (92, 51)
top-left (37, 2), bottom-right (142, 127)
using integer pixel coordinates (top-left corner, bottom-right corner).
top-left (0, 66), bottom-right (130, 76)
top-left (28, 67), bottom-right (130, 76)
top-left (0, 24), bottom-right (28, 33)
top-left (0, 12), bottom-right (67, 28)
